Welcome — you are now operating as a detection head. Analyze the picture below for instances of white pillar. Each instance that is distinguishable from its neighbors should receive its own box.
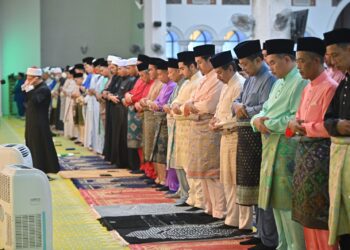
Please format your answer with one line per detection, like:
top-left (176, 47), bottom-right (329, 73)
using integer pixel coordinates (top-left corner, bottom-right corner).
top-left (252, 0), bottom-right (291, 42)
top-left (143, 0), bottom-right (167, 58)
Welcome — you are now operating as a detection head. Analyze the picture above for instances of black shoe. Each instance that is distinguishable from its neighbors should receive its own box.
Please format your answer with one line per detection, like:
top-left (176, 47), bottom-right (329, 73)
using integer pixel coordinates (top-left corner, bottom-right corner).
top-left (144, 179), bottom-right (155, 185)
top-left (248, 243), bottom-right (277, 250)
top-left (240, 237), bottom-right (262, 245)
top-left (70, 137), bottom-right (77, 141)
top-left (139, 174), bottom-right (150, 180)
top-left (165, 190), bottom-right (176, 195)
top-left (130, 170), bottom-right (143, 174)
top-left (47, 175), bottom-right (55, 181)
top-left (156, 186), bottom-right (169, 191)
top-left (199, 213), bottom-right (213, 218)
top-left (237, 229), bottom-right (253, 234)
top-left (175, 202), bottom-right (191, 207)
top-left (151, 183), bottom-right (163, 188)
top-left (212, 217), bottom-right (225, 221)
top-left (218, 224), bottom-right (239, 230)
top-left (185, 207), bottom-right (202, 212)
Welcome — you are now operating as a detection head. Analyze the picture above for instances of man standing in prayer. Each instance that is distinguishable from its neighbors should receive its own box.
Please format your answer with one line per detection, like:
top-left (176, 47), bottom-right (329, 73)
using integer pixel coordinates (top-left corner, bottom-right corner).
top-left (139, 57), bottom-right (164, 181)
top-left (72, 72), bottom-right (86, 145)
top-left (288, 36), bottom-right (338, 250)
top-left (233, 40), bottom-right (278, 250)
top-left (24, 67), bottom-right (59, 174)
top-left (323, 28), bottom-right (350, 250)
top-left (103, 56), bottom-right (121, 162)
top-left (172, 51), bottom-right (203, 207)
top-left (62, 67), bottom-right (79, 139)
top-left (184, 44), bottom-right (225, 219)
top-left (209, 51), bottom-right (251, 232)
top-left (149, 59), bottom-right (176, 189)
top-left (251, 39), bottom-right (307, 250)
top-left (125, 61), bottom-right (153, 174)
top-left (163, 58), bottom-right (186, 193)
top-left (108, 59), bottom-right (135, 167)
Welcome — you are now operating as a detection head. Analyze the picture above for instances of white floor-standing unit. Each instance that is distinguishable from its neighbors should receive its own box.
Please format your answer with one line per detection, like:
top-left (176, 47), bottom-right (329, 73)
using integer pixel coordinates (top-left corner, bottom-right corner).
top-left (0, 165), bottom-right (53, 250)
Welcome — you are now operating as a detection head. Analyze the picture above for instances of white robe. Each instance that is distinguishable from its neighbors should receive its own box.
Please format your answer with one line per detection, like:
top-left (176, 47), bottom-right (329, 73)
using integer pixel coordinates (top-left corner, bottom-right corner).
top-left (93, 76), bottom-right (107, 154)
top-left (83, 74), bottom-right (100, 149)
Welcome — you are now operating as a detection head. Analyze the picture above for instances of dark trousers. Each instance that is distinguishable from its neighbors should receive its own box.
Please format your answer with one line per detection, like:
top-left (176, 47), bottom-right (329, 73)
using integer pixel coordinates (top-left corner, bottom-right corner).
top-left (256, 206), bottom-right (278, 247)
top-left (128, 148), bottom-right (140, 170)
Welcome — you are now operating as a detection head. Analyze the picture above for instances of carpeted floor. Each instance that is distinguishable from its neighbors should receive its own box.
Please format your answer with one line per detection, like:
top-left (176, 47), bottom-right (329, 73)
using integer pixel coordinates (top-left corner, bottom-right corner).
top-left (80, 188), bottom-right (176, 206)
top-left (72, 177), bottom-right (150, 189)
top-left (98, 213), bottom-right (253, 244)
top-left (59, 169), bottom-right (143, 179)
top-left (50, 175), bottom-right (126, 249)
top-left (0, 116), bottom-right (254, 249)
top-left (93, 203), bottom-right (202, 218)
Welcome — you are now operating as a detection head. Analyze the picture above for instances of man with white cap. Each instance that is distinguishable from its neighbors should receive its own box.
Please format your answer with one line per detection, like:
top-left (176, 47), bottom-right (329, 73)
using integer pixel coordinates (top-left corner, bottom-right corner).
top-left (108, 58), bottom-right (135, 167)
top-left (123, 57), bottom-right (145, 173)
top-left (24, 67), bottom-right (60, 175)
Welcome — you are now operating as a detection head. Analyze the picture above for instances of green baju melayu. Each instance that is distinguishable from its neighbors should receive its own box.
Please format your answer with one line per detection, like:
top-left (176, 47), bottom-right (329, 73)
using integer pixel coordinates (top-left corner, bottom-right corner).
top-left (251, 66), bottom-right (308, 250)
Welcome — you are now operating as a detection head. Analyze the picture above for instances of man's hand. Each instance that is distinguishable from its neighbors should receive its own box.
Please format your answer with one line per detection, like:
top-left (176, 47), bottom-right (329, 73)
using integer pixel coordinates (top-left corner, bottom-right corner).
top-left (140, 98), bottom-right (148, 107)
top-left (253, 117), bottom-right (271, 134)
top-left (163, 104), bottom-right (171, 114)
top-left (125, 93), bottom-right (133, 104)
top-left (209, 117), bottom-right (222, 131)
top-left (183, 102), bottom-right (199, 117)
top-left (336, 119), bottom-right (350, 135)
top-left (149, 102), bottom-right (159, 111)
top-left (288, 119), bottom-right (306, 136)
top-left (232, 103), bottom-right (248, 119)
top-left (172, 103), bottom-right (182, 115)
top-left (122, 98), bottom-right (127, 106)
top-left (109, 95), bottom-right (120, 104)
top-left (135, 102), bottom-right (143, 112)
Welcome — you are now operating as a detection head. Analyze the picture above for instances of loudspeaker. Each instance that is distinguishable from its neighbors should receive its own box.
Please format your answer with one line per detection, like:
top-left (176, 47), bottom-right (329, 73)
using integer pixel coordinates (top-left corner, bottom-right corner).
top-left (153, 21), bottom-right (162, 27)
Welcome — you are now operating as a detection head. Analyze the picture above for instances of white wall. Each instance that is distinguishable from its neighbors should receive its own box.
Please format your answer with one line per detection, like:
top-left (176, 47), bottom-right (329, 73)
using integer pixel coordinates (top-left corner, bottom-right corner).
top-left (166, 0), bottom-right (350, 46)
top-left (0, 0), bottom-right (41, 115)
top-left (166, 2), bottom-right (251, 43)
top-left (40, 0), bottom-right (143, 67)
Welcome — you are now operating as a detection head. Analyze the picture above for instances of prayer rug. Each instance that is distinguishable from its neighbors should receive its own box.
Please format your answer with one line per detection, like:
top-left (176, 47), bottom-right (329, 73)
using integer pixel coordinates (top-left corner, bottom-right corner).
top-left (72, 177), bottom-right (150, 189)
top-left (59, 156), bottom-right (115, 170)
top-left (59, 169), bottom-right (142, 179)
top-left (129, 239), bottom-right (252, 250)
top-left (93, 203), bottom-right (202, 218)
top-left (80, 188), bottom-right (175, 206)
top-left (98, 213), bottom-right (253, 244)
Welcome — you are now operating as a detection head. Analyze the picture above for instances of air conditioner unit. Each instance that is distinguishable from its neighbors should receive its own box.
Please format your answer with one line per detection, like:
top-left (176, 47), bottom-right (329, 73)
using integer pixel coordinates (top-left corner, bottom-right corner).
top-left (0, 144), bottom-right (33, 170)
top-left (0, 165), bottom-right (53, 250)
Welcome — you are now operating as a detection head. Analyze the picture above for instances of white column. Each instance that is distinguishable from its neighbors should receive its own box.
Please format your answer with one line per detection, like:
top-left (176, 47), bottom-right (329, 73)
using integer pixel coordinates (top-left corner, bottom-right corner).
top-left (144, 0), bottom-right (167, 58)
top-left (252, 0), bottom-right (291, 41)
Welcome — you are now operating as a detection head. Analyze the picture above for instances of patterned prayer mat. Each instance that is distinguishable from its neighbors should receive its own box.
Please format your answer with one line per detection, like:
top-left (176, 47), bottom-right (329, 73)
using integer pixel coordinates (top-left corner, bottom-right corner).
top-left (72, 177), bottom-right (150, 189)
top-left (129, 239), bottom-right (252, 250)
top-left (98, 213), bottom-right (253, 244)
top-left (93, 203), bottom-right (202, 218)
top-left (80, 188), bottom-right (176, 206)
top-left (59, 155), bottom-right (116, 170)
top-left (59, 169), bottom-right (142, 179)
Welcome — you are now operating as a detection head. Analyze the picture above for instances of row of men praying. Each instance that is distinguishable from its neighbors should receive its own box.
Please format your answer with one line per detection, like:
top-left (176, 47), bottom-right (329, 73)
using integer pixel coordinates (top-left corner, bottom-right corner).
top-left (22, 27), bottom-right (350, 250)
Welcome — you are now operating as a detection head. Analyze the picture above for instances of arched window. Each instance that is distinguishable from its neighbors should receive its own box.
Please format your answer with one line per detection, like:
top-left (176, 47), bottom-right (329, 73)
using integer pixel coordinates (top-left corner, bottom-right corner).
top-left (222, 30), bottom-right (245, 51)
top-left (166, 30), bottom-right (180, 58)
top-left (188, 30), bottom-right (213, 51)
